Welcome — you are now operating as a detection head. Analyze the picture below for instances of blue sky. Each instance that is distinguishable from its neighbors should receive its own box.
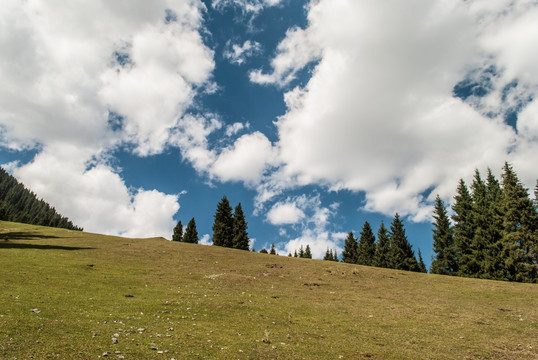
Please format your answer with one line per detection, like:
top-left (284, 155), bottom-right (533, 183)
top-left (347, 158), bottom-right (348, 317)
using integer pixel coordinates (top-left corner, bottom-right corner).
top-left (1, 0), bottom-right (537, 266)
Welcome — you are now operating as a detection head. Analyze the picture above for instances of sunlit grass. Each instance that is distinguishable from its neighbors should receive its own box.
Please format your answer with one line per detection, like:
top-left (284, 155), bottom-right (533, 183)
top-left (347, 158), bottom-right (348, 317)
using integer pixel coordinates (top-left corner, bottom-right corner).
top-left (1, 221), bottom-right (536, 359)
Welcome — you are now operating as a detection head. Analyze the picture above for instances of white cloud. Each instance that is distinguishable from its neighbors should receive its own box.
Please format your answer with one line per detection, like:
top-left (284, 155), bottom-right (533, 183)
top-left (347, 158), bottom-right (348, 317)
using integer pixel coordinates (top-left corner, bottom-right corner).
top-left (267, 202), bottom-right (305, 225)
top-left (225, 122), bottom-right (249, 136)
top-left (212, 0), bottom-right (283, 14)
top-left (0, 0), bottom-right (213, 237)
top-left (253, 0), bottom-right (538, 221)
top-left (224, 40), bottom-right (262, 65)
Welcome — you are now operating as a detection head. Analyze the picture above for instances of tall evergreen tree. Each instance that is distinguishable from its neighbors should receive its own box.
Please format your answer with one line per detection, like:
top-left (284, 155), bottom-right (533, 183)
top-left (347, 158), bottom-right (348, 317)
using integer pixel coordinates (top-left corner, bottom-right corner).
top-left (431, 195), bottom-right (456, 275)
top-left (183, 218), bottom-right (199, 244)
top-left (374, 221), bottom-right (391, 268)
top-left (388, 213), bottom-right (419, 271)
top-left (332, 249), bottom-right (339, 262)
top-left (469, 170), bottom-right (489, 277)
top-left (323, 248), bottom-right (332, 261)
top-left (232, 202), bottom-right (250, 250)
top-left (482, 168), bottom-right (505, 279)
top-left (172, 220), bottom-right (183, 242)
top-left (452, 179), bottom-right (475, 277)
top-left (298, 245), bottom-right (305, 258)
top-left (342, 231), bottom-right (358, 264)
top-left (417, 249), bottom-right (427, 273)
top-left (304, 244), bottom-right (312, 259)
top-left (270, 243), bottom-right (276, 255)
top-left (357, 221), bottom-right (376, 266)
top-left (212, 196), bottom-right (234, 247)
top-left (500, 163), bottom-right (538, 282)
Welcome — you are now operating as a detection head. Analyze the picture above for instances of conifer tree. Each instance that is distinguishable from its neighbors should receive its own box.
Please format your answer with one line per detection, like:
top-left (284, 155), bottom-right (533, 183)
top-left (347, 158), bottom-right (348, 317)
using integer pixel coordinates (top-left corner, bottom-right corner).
top-left (183, 218), bottom-right (199, 244)
top-left (452, 179), bottom-right (475, 277)
top-left (294, 250), bottom-right (298, 257)
top-left (172, 220), bottom-right (183, 242)
top-left (232, 202), bottom-right (249, 250)
top-left (431, 195), bottom-right (456, 275)
top-left (374, 221), bottom-right (391, 268)
top-left (342, 231), bottom-right (358, 264)
top-left (212, 196), bottom-right (234, 247)
top-left (417, 249), bottom-right (427, 273)
top-left (298, 245), bottom-right (305, 258)
top-left (304, 244), bottom-right (312, 259)
top-left (388, 213), bottom-right (419, 271)
top-left (500, 163), bottom-right (538, 282)
top-left (469, 170), bottom-right (488, 276)
top-left (260, 248), bottom-right (268, 254)
top-left (270, 243), bottom-right (276, 255)
top-left (482, 168), bottom-right (505, 279)
top-left (323, 248), bottom-right (332, 261)
top-left (357, 221), bottom-right (376, 266)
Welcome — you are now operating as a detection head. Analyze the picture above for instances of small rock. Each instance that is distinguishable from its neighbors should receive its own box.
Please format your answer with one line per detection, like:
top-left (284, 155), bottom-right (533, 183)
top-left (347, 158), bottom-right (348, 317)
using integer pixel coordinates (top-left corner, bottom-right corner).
top-left (157, 350), bottom-right (164, 354)
top-left (112, 337), bottom-right (118, 344)
top-left (102, 352), bottom-right (110, 357)
top-left (150, 346), bottom-right (158, 351)
top-left (30, 309), bottom-right (40, 314)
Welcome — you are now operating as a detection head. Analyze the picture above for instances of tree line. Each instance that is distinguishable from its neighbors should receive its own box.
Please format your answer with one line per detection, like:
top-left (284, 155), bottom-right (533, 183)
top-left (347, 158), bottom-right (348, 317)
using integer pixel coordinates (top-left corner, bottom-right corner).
top-left (172, 195), bottom-right (249, 250)
top-left (341, 214), bottom-right (427, 273)
top-left (0, 167), bottom-right (82, 231)
top-left (431, 163), bottom-right (537, 283)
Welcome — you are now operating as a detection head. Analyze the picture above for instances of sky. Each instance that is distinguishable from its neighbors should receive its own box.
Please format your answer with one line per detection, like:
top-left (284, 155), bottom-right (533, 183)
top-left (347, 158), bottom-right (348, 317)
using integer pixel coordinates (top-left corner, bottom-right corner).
top-left (1, 0), bottom-right (537, 266)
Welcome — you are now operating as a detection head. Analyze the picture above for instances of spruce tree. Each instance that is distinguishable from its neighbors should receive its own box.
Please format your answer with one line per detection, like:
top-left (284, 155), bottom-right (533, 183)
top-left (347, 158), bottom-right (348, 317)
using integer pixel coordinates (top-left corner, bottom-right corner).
top-left (298, 245), bottom-right (305, 258)
top-left (332, 249), bottom-right (339, 262)
top-left (172, 220), bottom-right (183, 242)
top-left (374, 221), bottom-right (391, 268)
top-left (357, 221), bottom-right (376, 266)
top-left (469, 170), bottom-right (488, 276)
top-left (304, 245), bottom-right (312, 259)
top-left (388, 213), bottom-right (419, 271)
top-left (452, 179), bottom-right (475, 277)
top-left (323, 248), bottom-right (332, 261)
top-left (270, 243), bottom-right (276, 255)
top-left (417, 249), bottom-right (427, 273)
top-left (260, 248), bottom-right (268, 254)
top-left (232, 202), bottom-right (249, 250)
top-left (183, 217), bottom-right (199, 244)
top-left (342, 231), bottom-right (358, 264)
top-left (482, 168), bottom-right (505, 279)
top-left (212, 196), bottom-right (234, 247)
top-left (431, 195), bottom-right (456, 275)
top-left (500, 163), bottom-right (538, 282)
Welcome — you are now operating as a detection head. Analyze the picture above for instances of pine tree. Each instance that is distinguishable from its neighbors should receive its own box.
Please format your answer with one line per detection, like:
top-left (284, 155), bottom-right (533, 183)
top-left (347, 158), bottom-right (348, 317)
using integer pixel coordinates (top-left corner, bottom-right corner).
top-left (212, 196), bottom-right (234, 247)
top-left (172, 220), bottom-right (183, 242)
top-left (500, 163), bottom-right (538, 282)
top-left (270, 243), bottom-right (276, 255)
top-left (183, 218), bottom-right (199, 244)
top-left (482, 168), bottom-right (505, 279)
top-left (417, 249), bottom-right (427, 273)
top-left (374, 221), bottom-right (391, 268)
top-left (431, 195), bottom-right (456, 275)
top-left (357, 221), bottom-right (376, 266)
top-left (388, 213), bottom-right (419, 271)
top-left (260, 248), bottom-right (268, 254)
top-left (298, 245), bottom-right (305, 258)
top-left (304, 245), bottom-right (312, 259)
top-left (332, 249), bottom-right (339, 262)
top-left (232, 202), bottom-right (249, 250)
top-left (469, 169), bottom-right (488, 276)
top-left (342, 231), bottom-right (358, 264)
top-left (294, 250), bottom-right (298, 258)
top-left (452, 179), bottom-right (475, 277)
top-left (323, 248), bottom-right (332, 261)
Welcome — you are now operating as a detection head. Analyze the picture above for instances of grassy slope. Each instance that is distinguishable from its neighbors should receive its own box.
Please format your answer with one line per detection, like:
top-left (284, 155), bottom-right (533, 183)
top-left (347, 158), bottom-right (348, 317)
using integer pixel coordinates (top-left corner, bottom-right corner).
top-left (0, 221), bottom-right (536, 360)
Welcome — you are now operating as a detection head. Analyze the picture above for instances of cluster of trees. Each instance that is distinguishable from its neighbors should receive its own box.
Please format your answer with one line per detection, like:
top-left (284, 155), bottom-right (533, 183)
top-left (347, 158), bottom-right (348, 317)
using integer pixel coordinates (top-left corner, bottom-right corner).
top-left (431, 163), bottom-right (537, 283)
top-left (323, 248), bottom-right (339, 261)
top-left (172, 217), bottom-right (199, 243)
top-left (0, 168), bottom-right (81, 231)
top-left (290, 244), bottom-right (313, 259)
top-left (342, 215), bottom-right (427, 273)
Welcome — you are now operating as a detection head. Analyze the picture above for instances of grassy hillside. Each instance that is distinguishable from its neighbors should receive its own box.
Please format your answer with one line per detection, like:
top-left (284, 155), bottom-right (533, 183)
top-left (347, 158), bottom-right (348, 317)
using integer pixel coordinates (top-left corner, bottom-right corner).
top-left (0, 221), bottom-right (536, 359)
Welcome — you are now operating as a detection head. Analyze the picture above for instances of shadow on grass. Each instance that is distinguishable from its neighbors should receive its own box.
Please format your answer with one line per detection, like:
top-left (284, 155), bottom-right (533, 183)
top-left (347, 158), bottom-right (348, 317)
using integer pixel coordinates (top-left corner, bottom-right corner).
top-left (0, 231), bottom-right (93, 251)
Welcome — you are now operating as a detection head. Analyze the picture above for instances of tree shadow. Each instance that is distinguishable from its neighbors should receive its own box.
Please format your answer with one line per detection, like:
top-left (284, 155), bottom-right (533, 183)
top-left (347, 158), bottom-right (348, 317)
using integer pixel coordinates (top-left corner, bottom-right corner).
top-left (0, 242), bottom-right (93, 251)
top-left (0, 231), bottom-right (61, 240)
top-left (0, 231), bottom-right (92, 251)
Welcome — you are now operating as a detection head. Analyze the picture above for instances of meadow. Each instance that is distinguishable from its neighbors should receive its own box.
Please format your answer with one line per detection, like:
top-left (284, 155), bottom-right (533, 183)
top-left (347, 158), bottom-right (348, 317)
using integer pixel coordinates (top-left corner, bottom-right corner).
top-left (0, 221), bottom-right (536, 359)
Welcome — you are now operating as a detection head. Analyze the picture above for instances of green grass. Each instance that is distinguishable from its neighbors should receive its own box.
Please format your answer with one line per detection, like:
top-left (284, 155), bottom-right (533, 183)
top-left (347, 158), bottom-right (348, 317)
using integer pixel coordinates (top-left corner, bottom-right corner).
top-left (0, 221), bottom-right (536, 359)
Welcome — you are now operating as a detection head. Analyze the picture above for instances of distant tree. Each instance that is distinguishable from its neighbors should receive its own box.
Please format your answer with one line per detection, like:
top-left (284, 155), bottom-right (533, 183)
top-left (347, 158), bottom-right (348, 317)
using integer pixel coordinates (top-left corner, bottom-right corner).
top-left (294, 250), bottom-right (298, 258)
top-left (417, 249), bottom-right (427, 273)
top-left (452, 179), bottom-right (475, 277)
top-left (500, 162), bottom-right (538, 282)
top-left (183, 218), bottom-right (199, 244)
top-left (288, 253), bottom-right (292, 257)
top-left (172, 220), bottom-right (183, 242)
top-left (298, 245), bottom-right (305, 258)
top-left (270, 243), bottom-right (276, 255)
top-left (323, 248), bottom-right (334, 261)
top-left (357, 221), bottom-right (376, 266)
top-left (232, 203), bottom-right (249, 250)
top-left (212, 196), bottom-right (234, 247)
top-left (342, 231), bottom-right (358, 264)
top-left (431, 195), bottom-right (456, 275)
top-left (260, 248), bottom-right (268, 254)
top-left (332, 249), bottom-right (339, 262)
top-left (304, 245), bottom-right (312, 259)
top-left (388, 213), bottom-right (419, 271)
top-left (374, 221), bottom-right (391, 268)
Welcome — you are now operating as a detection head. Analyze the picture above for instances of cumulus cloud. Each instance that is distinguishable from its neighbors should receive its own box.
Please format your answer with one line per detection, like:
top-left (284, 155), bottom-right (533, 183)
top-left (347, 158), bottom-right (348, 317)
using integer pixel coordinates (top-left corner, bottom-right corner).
top-left (252, 0), bottom-right (538, 221)
top-left (0, 0), bottom-right (213, 237)
top-left (223, 40), bottom-right (262, 65)
top-left (212, 0), bottom-right (283, 14)
top-left (267, 201), bottom-right (305, 225)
